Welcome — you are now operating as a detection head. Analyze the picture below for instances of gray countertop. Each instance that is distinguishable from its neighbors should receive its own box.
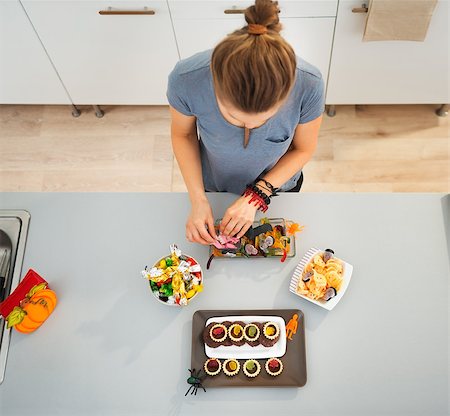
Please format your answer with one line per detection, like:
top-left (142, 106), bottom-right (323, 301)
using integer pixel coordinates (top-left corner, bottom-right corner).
top-left (0, 193), bottom-right (448, 416)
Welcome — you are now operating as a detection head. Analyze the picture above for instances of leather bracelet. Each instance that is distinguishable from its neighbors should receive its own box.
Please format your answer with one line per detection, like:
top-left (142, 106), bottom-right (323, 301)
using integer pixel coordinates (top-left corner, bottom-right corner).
top-left (256, 178), bottom-right (279, 197)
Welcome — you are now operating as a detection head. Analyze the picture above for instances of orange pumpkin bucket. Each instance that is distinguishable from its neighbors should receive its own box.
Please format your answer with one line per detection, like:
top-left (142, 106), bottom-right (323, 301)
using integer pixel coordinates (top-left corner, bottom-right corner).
top-left (0, 269), bottom-right (57, 334)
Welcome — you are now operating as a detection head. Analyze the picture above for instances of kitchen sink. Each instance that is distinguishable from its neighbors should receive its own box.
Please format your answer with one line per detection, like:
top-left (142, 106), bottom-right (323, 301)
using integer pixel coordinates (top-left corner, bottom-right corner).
top-left (0, 210), bottom-right (30, 384)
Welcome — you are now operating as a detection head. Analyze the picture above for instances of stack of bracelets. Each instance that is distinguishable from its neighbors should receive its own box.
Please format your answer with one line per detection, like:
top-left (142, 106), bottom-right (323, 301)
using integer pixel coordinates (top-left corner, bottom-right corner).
top-left (242, 178), bottom-right (279, 213)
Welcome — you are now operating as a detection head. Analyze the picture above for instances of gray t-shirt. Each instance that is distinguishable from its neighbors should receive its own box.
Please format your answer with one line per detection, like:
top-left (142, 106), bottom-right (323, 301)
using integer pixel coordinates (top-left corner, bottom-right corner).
top-left (167, 49), bottom-right (324, 195)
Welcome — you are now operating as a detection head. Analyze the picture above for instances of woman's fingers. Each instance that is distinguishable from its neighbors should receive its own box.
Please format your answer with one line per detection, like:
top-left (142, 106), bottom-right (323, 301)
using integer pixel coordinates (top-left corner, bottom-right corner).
top-left (189, 228), bottom-right (211, 245)
top-left (207, 217), bottom-right (218, 240)
top-left (219, 214), bottom-right (231, 235)
top-left (236, 221), bottom-right (253, 239)
top-left (222, 218), bottom-right (240, 236)
top-left (196, 222), bottom-right (216, 244)
top-left (227, 221), bottom-right (247, 238)
top-left (187, 222), bottom-right (214, 245)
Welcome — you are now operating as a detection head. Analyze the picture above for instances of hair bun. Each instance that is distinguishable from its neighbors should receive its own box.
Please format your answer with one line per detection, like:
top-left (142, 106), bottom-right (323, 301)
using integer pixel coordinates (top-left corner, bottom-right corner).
top-left (245, 0), bottom-right (281, 34)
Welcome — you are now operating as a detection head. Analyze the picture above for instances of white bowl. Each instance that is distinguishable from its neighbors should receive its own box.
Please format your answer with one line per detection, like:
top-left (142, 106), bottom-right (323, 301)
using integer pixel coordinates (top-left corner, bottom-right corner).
top-left (289, 247), bottom-right (353, 311)
top-left (149, 253), bottom-right (203, 307)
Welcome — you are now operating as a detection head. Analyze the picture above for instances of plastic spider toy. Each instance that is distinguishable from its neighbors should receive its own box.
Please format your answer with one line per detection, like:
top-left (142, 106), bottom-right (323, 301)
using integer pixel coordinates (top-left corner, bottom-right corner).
top-left (185, 369), bottom-right (206, 396)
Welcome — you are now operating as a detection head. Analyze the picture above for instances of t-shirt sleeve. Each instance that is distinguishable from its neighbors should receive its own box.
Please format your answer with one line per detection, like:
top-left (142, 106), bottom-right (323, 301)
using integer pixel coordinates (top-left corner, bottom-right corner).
top-left (166, 62), bottom-right (194, 117)
top-left (299, 74), bottom-right (325, 124)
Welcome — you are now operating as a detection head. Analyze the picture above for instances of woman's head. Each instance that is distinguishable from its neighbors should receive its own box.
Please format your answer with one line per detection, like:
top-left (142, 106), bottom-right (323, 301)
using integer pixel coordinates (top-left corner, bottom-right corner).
top-left (211, 0), bottom-right (296, 118)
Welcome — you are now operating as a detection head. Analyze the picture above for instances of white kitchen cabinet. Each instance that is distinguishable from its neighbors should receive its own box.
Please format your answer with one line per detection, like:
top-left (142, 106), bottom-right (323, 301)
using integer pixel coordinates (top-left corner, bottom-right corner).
top-left (326, 0), bottom-right (449, 104)
top-left (168, 0), bottom-right (337, 85)
top-left (0, 0), bottom-right (71, 104)
top-left (21, 0), bottom-right (180, 104)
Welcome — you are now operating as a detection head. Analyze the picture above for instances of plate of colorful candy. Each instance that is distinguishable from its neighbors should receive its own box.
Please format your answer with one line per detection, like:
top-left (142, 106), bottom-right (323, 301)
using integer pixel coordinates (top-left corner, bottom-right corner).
top-left (207, 218), bottom-right (303, 269)
top-left (141, 244), bottom-right (203, 306)
top-left (289, 247), bottom-right (353, 311)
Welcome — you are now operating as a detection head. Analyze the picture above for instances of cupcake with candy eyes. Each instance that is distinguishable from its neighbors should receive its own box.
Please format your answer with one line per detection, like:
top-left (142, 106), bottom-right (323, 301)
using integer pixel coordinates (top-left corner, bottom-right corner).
top-left (204, 358), bottom-right (221, 376)
top-left (228, 321), bottom-right (246, 346)
top-left (260, 321), bottom-right (280, 347)
top-left (265, 358), bottom-right (283, 377)
top-left (244, 323), bottom-right (261, 347)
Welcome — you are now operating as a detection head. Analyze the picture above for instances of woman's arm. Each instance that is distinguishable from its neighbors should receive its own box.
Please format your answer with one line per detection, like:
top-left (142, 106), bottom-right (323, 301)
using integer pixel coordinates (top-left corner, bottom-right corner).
top-left (219, 115), bottom-right (322, 237)
top-left (261, 115), bottom-right (322, 188)
top-left (170, 106), bottom-right (217, 244)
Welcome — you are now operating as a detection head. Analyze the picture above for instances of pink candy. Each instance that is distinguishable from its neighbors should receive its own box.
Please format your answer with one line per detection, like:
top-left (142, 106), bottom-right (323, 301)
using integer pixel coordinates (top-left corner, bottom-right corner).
top-left (212, 234), bottom-right (240, 250)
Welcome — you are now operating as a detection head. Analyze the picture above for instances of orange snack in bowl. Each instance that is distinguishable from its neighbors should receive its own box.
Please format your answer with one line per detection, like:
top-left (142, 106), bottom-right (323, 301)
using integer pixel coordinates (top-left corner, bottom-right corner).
top-left (0, 270), bottom-right (57, 334)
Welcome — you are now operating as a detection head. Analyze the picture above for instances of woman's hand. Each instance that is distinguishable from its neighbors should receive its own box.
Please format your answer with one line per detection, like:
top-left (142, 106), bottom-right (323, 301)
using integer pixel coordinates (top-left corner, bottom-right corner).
top-left (186, 198), bottom-right (218, 245)
top-left (219, 195), bottom-right (258, 238)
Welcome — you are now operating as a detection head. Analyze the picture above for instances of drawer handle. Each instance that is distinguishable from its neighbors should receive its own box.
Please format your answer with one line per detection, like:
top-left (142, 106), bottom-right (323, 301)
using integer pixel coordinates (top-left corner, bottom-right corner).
top-left (224, 8), bottom-right (280, 15)
top-left (99, 7), bottom-right (155, 15)
top-left (352, 3), bottom-right (368, 13)
top-left (224, 9), bottom-right (246, 14)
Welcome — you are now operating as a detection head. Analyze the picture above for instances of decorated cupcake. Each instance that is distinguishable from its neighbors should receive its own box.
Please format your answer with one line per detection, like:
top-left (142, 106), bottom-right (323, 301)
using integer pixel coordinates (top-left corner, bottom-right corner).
top-left (265, 358), bottom-right (283, 377)
top-left (260, 321), bottom-right (280, 347)
top-left (204, 358), bottom-right (222, 376)
top-left (223, 359), bottom-right (240, 377)
top-left (244, 323), bottom-right (261, 347)
top-left (228, 322), bottom-right (246, 346)
top-left (243, 359), bottom-right (261, 378)
top-left (209, 323), bottom-right (228, 345)
top-left (203, 323), bottom-right (219, 348)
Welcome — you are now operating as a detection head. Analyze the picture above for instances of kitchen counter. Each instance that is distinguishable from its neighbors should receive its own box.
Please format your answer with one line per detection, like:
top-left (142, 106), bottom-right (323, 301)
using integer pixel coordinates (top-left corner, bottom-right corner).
top-left (0, 193), bottom-right (448, 416)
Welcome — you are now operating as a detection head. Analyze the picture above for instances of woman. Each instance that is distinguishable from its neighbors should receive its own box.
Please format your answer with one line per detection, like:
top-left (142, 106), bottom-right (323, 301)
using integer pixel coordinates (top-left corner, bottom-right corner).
top-left (167, 0), bottom-right (324, 245)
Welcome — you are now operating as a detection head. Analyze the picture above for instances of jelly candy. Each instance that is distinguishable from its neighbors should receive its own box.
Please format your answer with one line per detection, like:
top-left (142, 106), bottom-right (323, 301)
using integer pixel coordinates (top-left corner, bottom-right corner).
top-left (268, 359), bottom-right (279, 370)
top-left (212, 327), bottom-right (225, 336)
top-left (266, 326), bottom-right (275, 336)
top-left (246, 361), bottom-right (256, 371)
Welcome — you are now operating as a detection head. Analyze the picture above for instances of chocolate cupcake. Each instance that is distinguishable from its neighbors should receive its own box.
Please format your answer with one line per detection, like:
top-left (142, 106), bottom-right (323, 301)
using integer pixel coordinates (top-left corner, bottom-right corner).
top-left (244, 322), bottom-right (261, 347)
top-left (228, 321), bottom-right (246, 346)
top-left (223, 359), bottom-right (240, 377)
top-left (243, 359), bottom-right (261, 378)
top-left (203, 322), bottom-right (227, 348)
top-left (209, 323), bottom-right (228, 344)
top-left (260, 321), bottom-right (280, 347)
top-left (204, 358), bottom-right (221, 376)
top-left (265, 358), bottom-right (283, 377)
top-left (203, 322), bottom-right (218, 348)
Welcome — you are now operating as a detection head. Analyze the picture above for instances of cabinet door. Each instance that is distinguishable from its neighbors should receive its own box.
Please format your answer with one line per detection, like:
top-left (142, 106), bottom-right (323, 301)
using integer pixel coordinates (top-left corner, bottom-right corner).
top-left (21, 0), bottom-right (179, 104)
top-left (169, 1), bottom-right (335, 85)
top-left (0, 0), bottom-right (71, 104)
top-left (326, 0), bottom-right (449, 104)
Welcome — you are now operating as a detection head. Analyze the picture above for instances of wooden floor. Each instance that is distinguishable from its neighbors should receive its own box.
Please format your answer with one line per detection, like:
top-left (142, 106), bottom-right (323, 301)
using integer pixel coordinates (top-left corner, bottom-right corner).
top-left (0, 104), bottom-right (448, 192)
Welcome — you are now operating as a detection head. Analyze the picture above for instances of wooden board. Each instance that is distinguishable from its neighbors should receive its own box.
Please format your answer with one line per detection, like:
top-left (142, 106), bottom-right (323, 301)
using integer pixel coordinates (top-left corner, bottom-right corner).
top-left (191, 309), bottom-right (306, 388)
